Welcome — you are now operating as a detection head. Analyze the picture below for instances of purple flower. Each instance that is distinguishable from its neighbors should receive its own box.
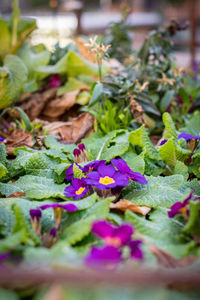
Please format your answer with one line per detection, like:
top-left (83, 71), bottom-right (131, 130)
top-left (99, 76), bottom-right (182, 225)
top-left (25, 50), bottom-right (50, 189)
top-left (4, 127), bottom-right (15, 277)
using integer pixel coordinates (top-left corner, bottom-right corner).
top-left (178, 132), bottom-right (200, 141)
top-left (49, 227), bottom-right (57, 238)
top-left (39, 203), bottom-right (78, 212)
top-left (64, 178), bottom-right (89, 200)
top-left (78, 143), bottom-right (85, 151)
top-left (30, 208), bottom-right (42, 221)
top-left (129, 240), bottom-right (143, 260)
top-left (29, 209), bottom-right (42, 236)
top-left (48, 74), bottom-right (62, 88)
top-left (111, 158), bottom-right (148, 185)
top-left (86, 164), bottom-right (129, 190)
top-left (160, 139), bottom-right (167, 146)
top-left (73, 148), bottom-right (81, 157)
top-left (85, 245), bottom-right (122, 268)
top-left (82, 160), bottom-right (106, 174)
top-left (168, 191), bottom-right (194, 218)
top-left (0, 137), bottom-right (5, 142)
top-left (65, 163), bottom-right (83, 181)
top-left (91, 220), bottom-right (133, 247)
top-left (0, 252), bottom-right (10, 262)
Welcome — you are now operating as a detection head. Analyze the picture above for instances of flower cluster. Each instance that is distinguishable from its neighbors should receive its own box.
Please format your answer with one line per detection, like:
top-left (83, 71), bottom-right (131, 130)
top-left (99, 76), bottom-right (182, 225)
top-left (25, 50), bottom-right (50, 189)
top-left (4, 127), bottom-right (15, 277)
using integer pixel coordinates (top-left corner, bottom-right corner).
top-left (168, 191), bottom-right (200, 218)
top-left (178, 132), bottom-right (200, 141)
top-left (64, 148), bottom-right (147, 200)
top-left (29, 202), bottom-right (78, 246)
top-left (85, 220), bottom-right (143, 268)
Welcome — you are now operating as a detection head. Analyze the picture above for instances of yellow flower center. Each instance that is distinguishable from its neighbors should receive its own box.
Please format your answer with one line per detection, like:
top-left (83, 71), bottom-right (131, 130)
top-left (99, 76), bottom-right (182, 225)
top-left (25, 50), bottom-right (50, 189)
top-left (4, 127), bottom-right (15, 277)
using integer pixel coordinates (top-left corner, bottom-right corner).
top-left (99, 176), bottom-right (115, 185)
top-left (105, 237), bottom-right (121, 247)
top-left (76, 187), bottom-right (85, 195)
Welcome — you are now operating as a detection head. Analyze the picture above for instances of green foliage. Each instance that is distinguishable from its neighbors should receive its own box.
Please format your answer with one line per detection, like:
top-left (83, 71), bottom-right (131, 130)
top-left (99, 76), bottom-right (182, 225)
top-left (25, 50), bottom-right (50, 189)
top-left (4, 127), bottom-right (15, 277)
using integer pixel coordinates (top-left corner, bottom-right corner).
top-left (122, 175), bottom-right (186, 208)
top-left (184, 200), bottom-right (200, 237)
top-left (0, 55), bottom-right (28, 108)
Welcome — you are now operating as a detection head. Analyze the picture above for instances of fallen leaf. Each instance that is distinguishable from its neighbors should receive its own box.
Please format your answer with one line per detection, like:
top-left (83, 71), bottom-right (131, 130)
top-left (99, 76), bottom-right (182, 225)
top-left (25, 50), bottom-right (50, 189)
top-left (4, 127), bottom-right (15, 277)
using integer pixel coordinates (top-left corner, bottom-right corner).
top-left (75, 38), bottom-right (97, 63)
top-left (5, 129), bottom-right (35, 155)
top-left (20, 88), bottom-right (57, 120)
top-left (43, 90), bottom-right (80, 118)
top-left (42, 284), bottom-right (64, 300)
top-left (110, 199), bottom-right (151, 216)
top-left (149, 244), bottom-right (197, 268)
top-left (71, 113), bottom-right (93, 143)
top-left (8, 192), bottom-right (26, 198)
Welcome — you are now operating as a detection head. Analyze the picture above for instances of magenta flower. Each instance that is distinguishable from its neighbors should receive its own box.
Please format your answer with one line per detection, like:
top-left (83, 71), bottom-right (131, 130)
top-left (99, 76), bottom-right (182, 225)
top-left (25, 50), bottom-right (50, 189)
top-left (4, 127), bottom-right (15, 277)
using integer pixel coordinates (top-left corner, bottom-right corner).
top-left (86, 164), bottom-right (129, 190)
top-left (0, 252), bottom-right (10, 262)
top-left (64, 178), bottom-right (89, 200)
top-left (78, 144), bottom-right (85, 151)
top-left (178, 132), bottom-right (200, 141)
top-left (111, 158), bottom-right (148, 185)
top-left (168, 191), bottom-right (195, 218)
top-left (85, 220), bottom-right (143, 268)
top-left (48, 74), bottom-right (62, 88)
top-left (0, 137), bottom-right (5, 142)
top-left (65, 163), bottom-right (83, 181)
top-left (29, 208), bottom-right (42, 236)
top-left (91, 220), bottom-right (134, 247)
top-left (85, 245), bottom-right (122, 268)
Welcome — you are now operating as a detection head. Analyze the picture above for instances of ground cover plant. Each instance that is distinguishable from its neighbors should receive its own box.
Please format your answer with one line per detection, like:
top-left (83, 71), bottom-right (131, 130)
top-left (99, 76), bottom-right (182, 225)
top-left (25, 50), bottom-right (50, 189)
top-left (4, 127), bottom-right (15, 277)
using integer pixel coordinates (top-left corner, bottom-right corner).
top-left (0, 1), bottom-right (200, 299)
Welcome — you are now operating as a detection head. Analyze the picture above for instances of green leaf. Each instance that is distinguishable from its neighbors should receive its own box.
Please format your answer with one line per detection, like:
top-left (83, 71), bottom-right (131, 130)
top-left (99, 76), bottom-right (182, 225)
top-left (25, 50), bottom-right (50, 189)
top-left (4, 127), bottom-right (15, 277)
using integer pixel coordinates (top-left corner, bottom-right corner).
top-left (173, 161), bottom-right (189, 180)
top-left (38, 50), bottom-right (107, 77)
top-left (184, 200), bottom-right (200, 237)
top-left (0, 288), bottom-right (19, 300)
top-left (160, 90), bottom-right (174, 112)
top-left (0, 55), bottom-right (28, 108)
top-left (0, 231), bottom-right (24, 253)
top-left (181, 113), bottom-right (200, 136)
top-left (18, 43), bottom-right (51, 80)
top-left (57, 77), bottom-right (89, 96)
top-left (15, 107), bottom-right (32, 131)
top-left (158, 138), bottom-right (177, 168)
top-left (44, 135), bottom-right (75, 154)
top-left (121, 152), bottom-right (145, 174)
top-left (73, 163), bottom-right (85, 179)
top-left (163, 112), bottom-right (177, 139)
top-left (125, 209), bottom-right (195, 258)
top-left (129, 125), bottom-right (160, 160)
top-left (0, 162), bottom-right (7, 179)
top-left (0, 143), bottom-right (7, 165)
top-left (122, 175), bottom-right (186, 208)
top-left (62, 198), bottom-right (112, 245)
top-left (89, 82), bottom-right (103, 107)
top-left (0, 20), bottom-right (10, 59)
top-left (12, 204), bottom-right (41, 246)
top-left (0, 175), bottom-right (66, 200)
top-left (0, 205), bottom-right (14, 236)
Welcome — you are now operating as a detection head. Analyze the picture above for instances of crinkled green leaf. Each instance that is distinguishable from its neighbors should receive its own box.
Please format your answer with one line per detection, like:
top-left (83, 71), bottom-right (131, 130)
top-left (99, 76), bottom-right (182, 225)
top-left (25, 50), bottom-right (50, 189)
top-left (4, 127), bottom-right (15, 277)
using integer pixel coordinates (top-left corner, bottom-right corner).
top-left (144, 157), bottom-right (164, 176)
top-left (184, 200), bottom-right (200, 237)
top-left (0, 162), bottom-right (7, 179)
top-left (37, 50), bottom-right (108, 77)
top-left (163, 112), bottom-right (177, 139)
top-left (0, 55), bottom-right (28, 108)
top-left (158, 138), bottom-right (177, 168)
top-left (125, 209), bottom-right (195, 258)
top-left (181, 113), bottom-right (200, 136)
top-left (0, 231), bottom-right (24, 253)
top-left (189, 158), bottom-right (200, 179)
top-left (121, 152), bottom-right (145, 174)
top-left (0, 20), bottom-right (10, 59)
top-left (0, 176), bottom-right (66, 200)
top-left (122, 175), bottom-right (186, 208)
top-left (0, 205), bottom-right (14, 236)
top-left (58, 77), bottom-right (89, 96)
top-left (44, 135), bottom-right (75, 154)
top-left (0, 143), bottom-right (7, 165)
top-left (62, 198), bottom-right (112, 245)
top-left (129, 125), bottom-right (160, 160)
top-left (173, 161), bottom-right (189, 180)
top-left (73, 163), bottom-right (85, 179)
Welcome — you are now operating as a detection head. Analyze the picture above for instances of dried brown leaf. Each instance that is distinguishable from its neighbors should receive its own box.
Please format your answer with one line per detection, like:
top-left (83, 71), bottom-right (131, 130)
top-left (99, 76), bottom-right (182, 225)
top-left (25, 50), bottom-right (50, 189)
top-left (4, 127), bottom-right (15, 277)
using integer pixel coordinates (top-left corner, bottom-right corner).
top-left (110, 199), bottom-right (151, 216)
top-left (149, 244), bottom-right (197, 268)
top-left (5, 129), bottom-right (34, 155)
top-left (8, 192), bottom-right (26, 198)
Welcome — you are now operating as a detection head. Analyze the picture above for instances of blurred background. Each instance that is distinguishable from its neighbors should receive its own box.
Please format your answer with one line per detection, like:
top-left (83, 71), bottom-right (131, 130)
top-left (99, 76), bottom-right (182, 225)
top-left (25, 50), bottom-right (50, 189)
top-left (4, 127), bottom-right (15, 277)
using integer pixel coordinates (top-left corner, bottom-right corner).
top-left (0, 0), bottom-right (199, 65)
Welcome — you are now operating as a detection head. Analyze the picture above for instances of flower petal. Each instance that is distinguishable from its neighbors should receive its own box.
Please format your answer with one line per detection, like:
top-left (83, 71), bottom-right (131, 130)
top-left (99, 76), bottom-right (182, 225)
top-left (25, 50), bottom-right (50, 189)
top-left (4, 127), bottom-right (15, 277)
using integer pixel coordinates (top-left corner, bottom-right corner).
top-left (129, 240), bottom-right (143, 260)
top-left (111, 158), bottom-right (130, 173)
top-left (98, 164), bottom-right (116, 177)
top-left (91, 220), bottom-right (114, 239)
top-left (60, 203), bottom-right (78, 212)
top-left (113, 223), bottom-right (134, 245)
top-left (128, 171), bottom-right (148, 184)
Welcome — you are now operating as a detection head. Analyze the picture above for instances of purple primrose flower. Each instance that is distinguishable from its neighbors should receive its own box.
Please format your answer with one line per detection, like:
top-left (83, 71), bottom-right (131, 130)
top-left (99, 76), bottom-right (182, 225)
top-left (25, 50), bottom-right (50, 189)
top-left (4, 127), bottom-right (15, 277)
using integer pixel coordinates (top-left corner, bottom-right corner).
top-left (0, 137), bottom-right (5, 142)
top-left (64, 178), bottom-right (89, 200)
top-left (85, 220), bottom-right (143, 268)
top-left (111, 158), bottom-right (148, 185)
top-left (86, 164), bottom-right (130, 190)
top-left (160, 139), bottom-right (167, 146)
top-left (178, 132), bottom-right (200, 141)
top-left (168, 191), bottom-right (197, 218)
top-left (39, 202), bottom-right (78, 212)
top-left (85, 245), bottom-right (122, 268)
top-left (82, 160), bottom-right (106, 174)
top-left (30, 208), bottom-right (42, 221)
top-left (91, 220), bottom-right (134, 247)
